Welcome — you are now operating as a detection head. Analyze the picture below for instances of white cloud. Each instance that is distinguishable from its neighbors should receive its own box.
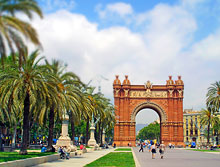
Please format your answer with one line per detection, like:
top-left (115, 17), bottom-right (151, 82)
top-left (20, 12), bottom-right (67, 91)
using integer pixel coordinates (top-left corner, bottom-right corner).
top-left (191, 29), bottom-right (220, 60)
top-left (96, 2), bottom-right (133, 18)
top-left (106, 2), bottom-right (133, 16)
top-left (180, 0), bottom-right (206, 8)
top-left (30, 1), bottom-right (220, 123)
top-left (140, 4), bottom-right (197, 60)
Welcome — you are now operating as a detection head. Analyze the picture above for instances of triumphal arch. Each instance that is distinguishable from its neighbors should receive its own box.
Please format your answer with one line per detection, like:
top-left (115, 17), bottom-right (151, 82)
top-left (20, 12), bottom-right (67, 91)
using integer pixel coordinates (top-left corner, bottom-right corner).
top-left (113, 75), bottom-right (184, 146)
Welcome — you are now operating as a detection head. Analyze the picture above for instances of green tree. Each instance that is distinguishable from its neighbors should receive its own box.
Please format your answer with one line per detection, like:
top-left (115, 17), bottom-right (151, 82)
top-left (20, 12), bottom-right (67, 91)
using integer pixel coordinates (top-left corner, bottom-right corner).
top-left (40, 59), bottom-right (84, 151)
top-left (0, 55), bottom-right (22, 150)
top-left (8, 99), bottom-right (23, 149)
top-left (81, 87), bottom-right (97, 145)
top-left (0, 49), bottom-right (52, 154)
top-left (77, 87), bottom-right (115, 145)
top-left (207, 81), bottom-right (220, 111)
top-left (69, 90), bottom-right (94, 145)
top-left (137, 122), bottom-right (160, 141)
top-left (96, 98), bottom-right (115, 145)
top-left (201, 81), bottom-right (220, 145)
top-left (0, 0), bottom-right (43, 67)
top-left (200, 107), bottom-right (219, 144)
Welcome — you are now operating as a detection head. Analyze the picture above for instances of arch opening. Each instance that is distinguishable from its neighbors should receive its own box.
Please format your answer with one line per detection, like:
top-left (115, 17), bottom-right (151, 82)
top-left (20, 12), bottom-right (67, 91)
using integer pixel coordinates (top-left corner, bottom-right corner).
top-left (136, 109), bottom-right (160, 142)
top-left (131, 101), bottom-right (167, 123)
top-left (136, 109), bottom-right (160, 125)
top-left (131, 101), bottom-right (167, 144)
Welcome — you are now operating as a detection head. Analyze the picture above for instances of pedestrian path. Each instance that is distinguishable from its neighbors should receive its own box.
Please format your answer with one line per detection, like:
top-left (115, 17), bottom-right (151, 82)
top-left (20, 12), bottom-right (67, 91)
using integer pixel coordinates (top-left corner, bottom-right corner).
top-left (133, 147), bottom-right (220, 167)
top-left (34, 148), bottom-right (115, 167)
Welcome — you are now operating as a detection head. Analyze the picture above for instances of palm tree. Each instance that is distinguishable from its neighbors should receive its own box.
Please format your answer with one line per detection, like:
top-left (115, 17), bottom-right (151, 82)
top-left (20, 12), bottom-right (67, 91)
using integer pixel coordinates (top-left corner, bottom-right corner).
top-left (212, 118), bottom-right (220, 144)
top-left (99, 105), bottom-right (115, 144)
top-left (8, 100), bottom-right (23, 149)
top-left (0, 54), bottom-right (22, 150)
top-left (207, 81), bottom-right (220, 112)
top-left (84, 92), bottom-right (115, 145)
top-left (69, 89), bottom-right (95, 145)
top-left (69, 110), bottom-right (79, 144)
top-left (40, 59), bottom-right (85, 151)
top-left (80, 87), bottom-right (96, 145)
top-left (0, 0), bottom-right (43, 67)
top-left (0, 48), bottom-right (52, 154)
top-left (95, 97), bottom-right (115, 145)
top-left (0, 107), bottom-right (11, 151)
top-left (86, 91), bottom-right (109, 145)
top-left (95, 96), bottom-right (108, 144)
top-left (200, 107), bottom-right (219, 144)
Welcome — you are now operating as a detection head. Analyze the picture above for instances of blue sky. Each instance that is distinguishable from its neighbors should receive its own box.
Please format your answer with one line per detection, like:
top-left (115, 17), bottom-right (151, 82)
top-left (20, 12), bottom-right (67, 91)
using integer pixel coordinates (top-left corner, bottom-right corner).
top-left (38, 0), bottom-right (176, 14)
top-left (37, 0), bottom-right (220, 41)
top-left (33, 0), bottom-right (220, 124)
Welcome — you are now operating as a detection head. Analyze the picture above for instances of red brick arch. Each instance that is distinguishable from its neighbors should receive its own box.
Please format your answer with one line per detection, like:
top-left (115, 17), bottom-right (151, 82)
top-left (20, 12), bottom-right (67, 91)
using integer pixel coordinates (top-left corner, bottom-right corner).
top-left (130, 101), bottom-right (167, 123)
top-left (113, 75), bottom-right (184, 146)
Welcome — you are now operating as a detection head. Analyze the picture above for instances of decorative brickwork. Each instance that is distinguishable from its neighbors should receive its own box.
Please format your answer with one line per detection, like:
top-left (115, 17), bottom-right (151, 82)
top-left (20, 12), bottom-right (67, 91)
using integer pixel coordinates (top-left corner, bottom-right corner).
top-left (113, 75), bottom-right (184, 146)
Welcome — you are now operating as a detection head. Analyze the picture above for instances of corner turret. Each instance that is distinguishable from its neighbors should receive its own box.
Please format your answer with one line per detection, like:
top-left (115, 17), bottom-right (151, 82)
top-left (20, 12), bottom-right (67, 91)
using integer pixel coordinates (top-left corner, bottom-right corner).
top-left (113, 75), bottom-right (121, 85)
top-left (175, 76), bottom-right (184, 85)
top-left (123, 75), bottom-right (131, 85)
top-left (166, 76), bottom-right (174, 85)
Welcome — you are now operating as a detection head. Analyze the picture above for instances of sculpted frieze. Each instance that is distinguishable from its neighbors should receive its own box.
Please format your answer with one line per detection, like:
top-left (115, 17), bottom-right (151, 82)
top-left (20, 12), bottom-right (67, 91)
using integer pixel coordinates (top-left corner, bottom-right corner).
top-left (130, 91), bottom-right (167, 98)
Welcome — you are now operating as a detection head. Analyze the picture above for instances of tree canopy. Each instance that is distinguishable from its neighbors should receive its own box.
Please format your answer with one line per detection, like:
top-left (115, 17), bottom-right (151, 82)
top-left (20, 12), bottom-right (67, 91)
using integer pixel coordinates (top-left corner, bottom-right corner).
top-left (136, 122), bottom-right (160, 141)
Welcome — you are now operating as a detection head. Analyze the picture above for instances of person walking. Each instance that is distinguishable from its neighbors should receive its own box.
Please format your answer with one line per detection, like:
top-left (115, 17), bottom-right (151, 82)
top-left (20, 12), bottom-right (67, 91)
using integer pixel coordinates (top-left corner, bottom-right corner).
top-left (169, 143), bottom-right (172, 149)
top-left (139, 142), bottom-right (144, 152)
top-left (148, 143), bottom-right (151, 152)
top-left (150, 142), bottom-right (157, 159)
top-left (159, 141), bottom-right (166, 159)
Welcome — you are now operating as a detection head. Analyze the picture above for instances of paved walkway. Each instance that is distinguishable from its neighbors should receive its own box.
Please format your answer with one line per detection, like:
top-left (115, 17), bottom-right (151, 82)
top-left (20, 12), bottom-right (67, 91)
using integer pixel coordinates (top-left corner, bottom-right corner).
top-left (34, 148), bottom-right (114, 167)
top-left (133, 147), bottom-right (220, 167)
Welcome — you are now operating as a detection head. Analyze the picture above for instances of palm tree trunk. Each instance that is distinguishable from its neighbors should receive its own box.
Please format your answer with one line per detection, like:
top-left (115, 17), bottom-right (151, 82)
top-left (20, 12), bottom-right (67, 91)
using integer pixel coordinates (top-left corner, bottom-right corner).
top-left (47, 106), bottom-right (54, 151)
top-left (85, 116), bottom-right (89, 146)
top-left (19, 92), bottom-right (30, 155)
top-left (27, 114), bottom-right (33, 148)
top-left (69, 112), bottom-right (75, 145)
top-left (97, 121), bottom-right (101, 144)
top-left (100, 126), bottom-right (103, 145)
top-left (207, 119), bottom-right (211, 145)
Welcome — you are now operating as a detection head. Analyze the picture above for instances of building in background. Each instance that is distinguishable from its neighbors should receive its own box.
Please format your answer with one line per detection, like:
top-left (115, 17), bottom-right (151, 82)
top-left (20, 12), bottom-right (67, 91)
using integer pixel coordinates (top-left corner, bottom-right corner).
top-left (183, 109), bottom-right (220, 146)
top-left (183, 109), bottom-right (204, 146)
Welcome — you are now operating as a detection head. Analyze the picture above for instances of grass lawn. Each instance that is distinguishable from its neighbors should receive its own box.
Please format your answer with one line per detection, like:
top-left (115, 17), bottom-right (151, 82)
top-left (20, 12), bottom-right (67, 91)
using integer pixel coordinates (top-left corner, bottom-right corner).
top-left (0, 152), bottom-right (56, 163)
top-left (187, 149), bottom-right (220, 152)
top-left (114, 148), bottom-right (132, 151)
top-left (85, 152), bottom-right (135, 167)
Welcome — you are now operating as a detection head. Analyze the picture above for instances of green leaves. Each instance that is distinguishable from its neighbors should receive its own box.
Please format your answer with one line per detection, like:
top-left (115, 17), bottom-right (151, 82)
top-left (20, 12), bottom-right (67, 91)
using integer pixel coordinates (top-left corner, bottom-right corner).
top-left (0, 48), bottom-right (115, 149)
top-left (137, 122), bottom-right (160, 140)
top-left (0, 0), bottom-right (43, 66)
top-left (207, 81), bottom-right (220, 111)
top-left (201, 81), bottom-right (220, 144)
